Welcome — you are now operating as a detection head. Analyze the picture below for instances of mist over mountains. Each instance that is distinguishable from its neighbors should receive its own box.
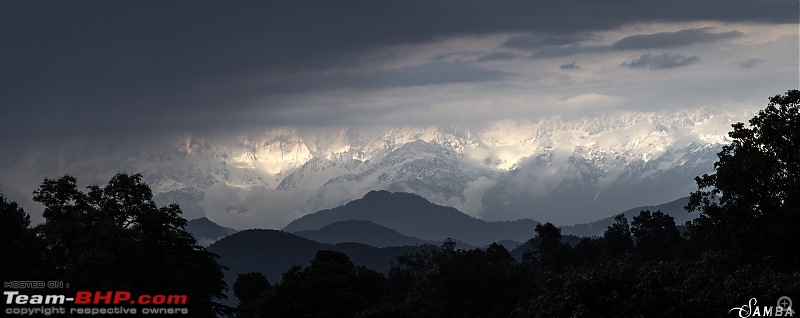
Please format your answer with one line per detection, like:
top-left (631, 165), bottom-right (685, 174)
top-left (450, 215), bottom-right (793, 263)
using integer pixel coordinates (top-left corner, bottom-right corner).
top-left (0, 108), bottom-right (747, 229)
top-left (294, 220), bottom-right (427, 248)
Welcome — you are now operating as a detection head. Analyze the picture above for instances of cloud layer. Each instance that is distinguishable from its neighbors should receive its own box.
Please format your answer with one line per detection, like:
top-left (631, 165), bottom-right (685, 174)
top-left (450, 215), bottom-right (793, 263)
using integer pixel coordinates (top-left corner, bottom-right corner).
top-left (622, 53), bottom-right (701, 69)
top-left (1, 1), bottom-right (797, 147)
top-left (0, 1), bottom-right (797, 226)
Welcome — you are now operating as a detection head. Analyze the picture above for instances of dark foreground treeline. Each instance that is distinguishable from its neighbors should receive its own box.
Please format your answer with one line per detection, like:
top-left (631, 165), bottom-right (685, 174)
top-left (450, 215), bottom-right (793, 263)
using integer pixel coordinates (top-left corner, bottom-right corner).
top-left (0, 173), bottom-right (230, 317)
top-left (233, 213), bottom-right (798, 317)
top-left (2, 90), bottom-right (798, 318)
top-left (233, 90), bottom-right (800, 317)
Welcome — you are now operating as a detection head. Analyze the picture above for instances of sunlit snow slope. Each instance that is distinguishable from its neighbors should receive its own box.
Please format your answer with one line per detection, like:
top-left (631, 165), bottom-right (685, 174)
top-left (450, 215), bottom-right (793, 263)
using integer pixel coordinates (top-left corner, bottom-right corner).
top-left (0, 108), bottom-right (748, 228)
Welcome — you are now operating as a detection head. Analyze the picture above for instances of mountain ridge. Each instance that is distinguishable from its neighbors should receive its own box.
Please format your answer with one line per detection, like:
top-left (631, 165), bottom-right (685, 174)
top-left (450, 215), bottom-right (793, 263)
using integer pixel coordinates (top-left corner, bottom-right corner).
top-left (284, 190), bottom-right (539, 246)
top-left (294, 220), bottom-right (426, 248)
top-left (0, 108), bottom-right (748, 228)
top-left (186, 217), bottom-right (238, 246)
top-left (283, 189), bottom-right (697, 246)
top-left (207, 229), bottom-right (433, 306)
top-left (559, 196), bottom-right (695, 237)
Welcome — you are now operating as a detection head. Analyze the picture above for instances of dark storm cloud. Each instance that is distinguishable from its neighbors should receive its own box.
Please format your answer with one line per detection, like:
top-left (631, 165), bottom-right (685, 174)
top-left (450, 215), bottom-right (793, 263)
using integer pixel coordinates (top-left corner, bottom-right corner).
top-left (0, 0), bottom-right (796, 144)
top-left (559, 62), bottom-right (581, 70)
top-left (502, 34), bottom-right (596, 51)
top-left (532, 28), bottom-right (744, 58)
top-left (477, 52), bottom-right (520, 62)
top-left (612, 27), bottom-right (743, 50)
top-left (740, 58), bottom-right (763, 69)
top-left (252, 62), bottom-right (514, 94)
top-left (621, 53), bottom-right (701, 69)
top-left (533, 45), bottom-right (606, 58)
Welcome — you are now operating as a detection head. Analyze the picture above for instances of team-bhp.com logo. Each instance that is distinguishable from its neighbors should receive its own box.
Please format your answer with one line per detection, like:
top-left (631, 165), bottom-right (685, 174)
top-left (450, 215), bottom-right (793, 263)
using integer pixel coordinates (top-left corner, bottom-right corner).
top-left (730, 296), bottom-right (794, 317)
top-left (4, 290), bottom-right (189, 316)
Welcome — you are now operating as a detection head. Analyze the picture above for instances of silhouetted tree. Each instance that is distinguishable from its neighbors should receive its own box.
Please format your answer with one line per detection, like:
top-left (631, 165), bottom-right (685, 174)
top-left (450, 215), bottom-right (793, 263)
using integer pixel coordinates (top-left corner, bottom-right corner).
top-left (386, 248), bottom-right (438, 305)
top-left (515, 252), bottom-right (800, 318)
top-left (0, 194), bottom-right (42, 281)
top-left (523, 222), bottom-right (572, 271)
top-left (354, 305), bottom-right (412, 318)
top-left (33, 174), bottom-right (230, 317)
top-left (572, 237), bottom-right (604, 266)
top-left (441, 238), bottom-right (457, 253)
top-left (631, 210), bottom-right (681, 261)
top-left (688, 90), bottom-right (800, 271)
top-left (388, 241), bottom-right (530, 317)
top-left (258, 250), bottom-right (385, 317)
top-left (603, 214), bottom-right (634, 258)
top-left (233, 272), bottom-right (270, 318)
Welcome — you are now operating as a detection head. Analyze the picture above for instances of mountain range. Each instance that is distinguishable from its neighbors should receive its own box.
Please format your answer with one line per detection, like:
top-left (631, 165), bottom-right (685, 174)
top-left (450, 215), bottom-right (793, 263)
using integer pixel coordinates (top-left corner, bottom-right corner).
top-left (202, 190), bottom-right (695, 306)
top-left (0, 108), bottom-right (746, 229)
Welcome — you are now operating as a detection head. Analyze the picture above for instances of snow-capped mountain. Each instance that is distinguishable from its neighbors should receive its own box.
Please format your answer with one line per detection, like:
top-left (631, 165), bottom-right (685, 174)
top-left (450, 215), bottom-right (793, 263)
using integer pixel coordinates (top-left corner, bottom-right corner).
top-left (0, 108), bottom-right (749, 229)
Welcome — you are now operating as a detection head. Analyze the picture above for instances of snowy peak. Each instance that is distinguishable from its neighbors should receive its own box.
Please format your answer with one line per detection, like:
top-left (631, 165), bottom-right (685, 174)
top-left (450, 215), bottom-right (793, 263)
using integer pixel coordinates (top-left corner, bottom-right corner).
top-left (159, 108), bottom-right (748, 227)
top-left (0, 107), bottom-right (751, 229)
top-left (467, 108), bottom-right (744, 170)
top-left (171, 108), bottom-right (741, 186)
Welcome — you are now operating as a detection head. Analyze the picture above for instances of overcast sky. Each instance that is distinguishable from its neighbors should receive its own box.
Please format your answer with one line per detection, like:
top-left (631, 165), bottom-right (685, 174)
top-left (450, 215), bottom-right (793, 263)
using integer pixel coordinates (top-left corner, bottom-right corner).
top-left (1, 0), bottom-right (798, 148)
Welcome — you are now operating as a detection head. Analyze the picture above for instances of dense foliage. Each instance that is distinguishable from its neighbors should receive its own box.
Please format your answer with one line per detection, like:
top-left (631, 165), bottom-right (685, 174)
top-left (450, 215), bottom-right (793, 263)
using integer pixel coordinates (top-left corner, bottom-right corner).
top-left (688, 90), bottom-right (800, 271)
top-left (245, 250), bottom-right (386, 317)
top-left (1, 174), bottom-right (230, 317)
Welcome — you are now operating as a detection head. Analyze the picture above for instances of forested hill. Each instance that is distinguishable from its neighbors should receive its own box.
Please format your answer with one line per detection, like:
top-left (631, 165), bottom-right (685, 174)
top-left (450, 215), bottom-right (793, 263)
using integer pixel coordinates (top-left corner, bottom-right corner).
top-left (294, 220), bottom-right (427, 248)
top-left (206, 229), bottom-right (432, 297)
top-left (283, 190), bottom-right (539, 246)
top-left (560, 196), bottom-right (692, 237)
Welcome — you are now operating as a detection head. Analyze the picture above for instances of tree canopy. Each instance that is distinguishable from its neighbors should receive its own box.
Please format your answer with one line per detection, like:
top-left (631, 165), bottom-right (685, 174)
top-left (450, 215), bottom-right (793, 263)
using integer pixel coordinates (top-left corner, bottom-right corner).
top-left (0, 194), bottom-right (42, 282)
top-left (248, 250), bottom-right (386, 317)
top-left (13, 173), bottom-right (231, 317)
top-left (688, 89), bottom-right (800, 271)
